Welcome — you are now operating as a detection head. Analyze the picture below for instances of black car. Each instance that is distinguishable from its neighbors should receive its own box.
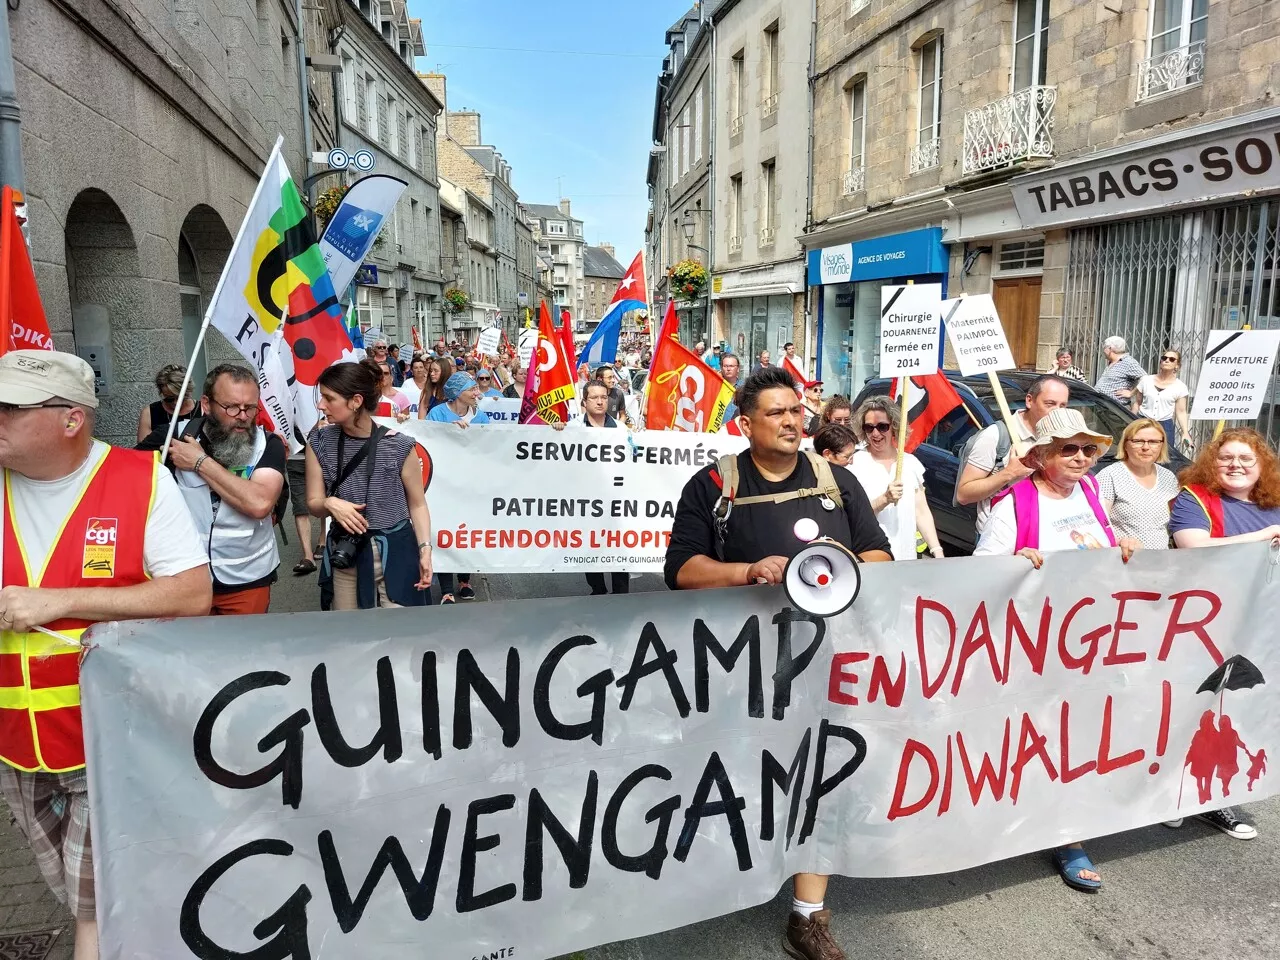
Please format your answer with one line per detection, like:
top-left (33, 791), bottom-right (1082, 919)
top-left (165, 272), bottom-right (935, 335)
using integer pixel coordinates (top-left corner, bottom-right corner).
top-left (850, 371), bottom-right (1192, 554)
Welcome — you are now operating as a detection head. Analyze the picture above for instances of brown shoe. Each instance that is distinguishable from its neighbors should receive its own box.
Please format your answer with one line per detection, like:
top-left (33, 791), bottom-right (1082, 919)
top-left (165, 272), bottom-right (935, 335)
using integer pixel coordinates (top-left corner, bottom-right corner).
top-left (784, 909), bottom-right (846, 960)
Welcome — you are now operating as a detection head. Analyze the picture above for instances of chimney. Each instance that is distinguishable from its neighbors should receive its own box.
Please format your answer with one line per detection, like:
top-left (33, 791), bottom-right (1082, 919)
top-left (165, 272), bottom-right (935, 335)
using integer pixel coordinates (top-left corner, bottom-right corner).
top-left (559, 198), bottom-right (572, 217)
top-left (601, 243), bottom-right (615, 258)
top-left (449, 111), bottom-right (482, 147)
top-left (419, 73), bottom-right (447, 117)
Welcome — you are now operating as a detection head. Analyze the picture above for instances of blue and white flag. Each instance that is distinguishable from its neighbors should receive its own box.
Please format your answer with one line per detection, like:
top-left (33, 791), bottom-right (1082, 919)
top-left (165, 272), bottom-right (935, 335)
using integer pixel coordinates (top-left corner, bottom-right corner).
top-left (318, 174), bottom-right (407, 293)
top-left (580, 252), bottom-right (647, 365)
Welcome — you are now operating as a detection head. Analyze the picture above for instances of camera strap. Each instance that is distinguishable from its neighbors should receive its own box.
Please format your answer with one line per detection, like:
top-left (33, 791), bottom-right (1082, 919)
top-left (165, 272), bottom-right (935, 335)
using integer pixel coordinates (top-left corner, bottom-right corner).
top-left (331, 426), bottom-right (385, 503)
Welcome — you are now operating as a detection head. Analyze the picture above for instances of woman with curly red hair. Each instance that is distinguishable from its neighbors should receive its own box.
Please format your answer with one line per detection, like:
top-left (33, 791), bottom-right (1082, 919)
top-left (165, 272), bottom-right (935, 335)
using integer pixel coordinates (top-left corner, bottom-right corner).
top-left (1166, 426), bottom-right (1280, 843)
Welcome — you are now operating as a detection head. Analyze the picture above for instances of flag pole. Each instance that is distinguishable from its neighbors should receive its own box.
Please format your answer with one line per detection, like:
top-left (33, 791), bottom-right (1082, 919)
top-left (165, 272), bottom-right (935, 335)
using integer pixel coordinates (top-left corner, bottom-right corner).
top-left (160, 134), bottom-right (286, 462)
top-left (895, 376), bottom-right (909, 483)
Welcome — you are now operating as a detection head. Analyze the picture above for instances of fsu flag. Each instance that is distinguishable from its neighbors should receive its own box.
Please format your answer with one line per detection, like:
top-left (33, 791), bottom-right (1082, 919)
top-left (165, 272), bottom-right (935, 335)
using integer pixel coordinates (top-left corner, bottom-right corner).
top-left (890, 371), bottom-right (966, 452)
top-left (646, 330), bottom-right (734, 433)
top-left (523, 301), bottom-right (575, 424)
top-left (0, 186), bottom-right (55, 355)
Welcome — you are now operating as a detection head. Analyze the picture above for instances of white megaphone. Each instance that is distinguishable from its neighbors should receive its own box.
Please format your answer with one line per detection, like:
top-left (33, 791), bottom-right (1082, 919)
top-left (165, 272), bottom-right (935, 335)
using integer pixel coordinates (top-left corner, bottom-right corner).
top-left (783, 537), bottom-right (861, 618)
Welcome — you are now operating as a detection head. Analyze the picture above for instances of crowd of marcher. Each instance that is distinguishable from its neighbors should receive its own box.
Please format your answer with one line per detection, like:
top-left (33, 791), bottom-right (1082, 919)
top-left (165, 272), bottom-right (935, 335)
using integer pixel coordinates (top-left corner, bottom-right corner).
top-left (0, 322), bottom-right (1272, 960)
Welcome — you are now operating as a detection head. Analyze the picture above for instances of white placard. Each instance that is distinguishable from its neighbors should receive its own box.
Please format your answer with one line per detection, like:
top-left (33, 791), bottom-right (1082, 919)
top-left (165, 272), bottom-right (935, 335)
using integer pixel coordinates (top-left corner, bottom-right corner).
top-left (879, 283), bottom-right (942, 377)
top-left (941, 294), bottom-right (1016, 376)
top-left (478, 396), bottom-right (521, 422)
top-left (1190, 329), bottom-right (1280, 420)
top-left (476, 326), bottom-right (503, 357)
top-left (518, 327), bottom-right (538, 369)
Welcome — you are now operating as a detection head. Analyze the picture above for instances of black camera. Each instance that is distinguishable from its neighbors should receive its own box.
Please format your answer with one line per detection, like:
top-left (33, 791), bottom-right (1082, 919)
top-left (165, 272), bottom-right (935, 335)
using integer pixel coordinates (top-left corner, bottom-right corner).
top-left (327, 529), bottom-right (369, 569)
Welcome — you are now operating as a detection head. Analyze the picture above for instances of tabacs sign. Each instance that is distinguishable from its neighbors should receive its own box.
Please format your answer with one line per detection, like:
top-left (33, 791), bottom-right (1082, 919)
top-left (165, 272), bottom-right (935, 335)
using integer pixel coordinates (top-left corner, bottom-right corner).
top-left (1012, 108), bottom-right (1280, 229)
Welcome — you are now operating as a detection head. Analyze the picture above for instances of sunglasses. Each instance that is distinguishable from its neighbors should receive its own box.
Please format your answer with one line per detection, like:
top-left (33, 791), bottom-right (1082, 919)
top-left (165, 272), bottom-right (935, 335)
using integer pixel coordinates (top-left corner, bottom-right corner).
top-left (1055, 442), bottom-right (1100, 458)
top-left (862, 422), bottom-right (892, 434)
top-left (1161, 355), bottom-right (1179, 362)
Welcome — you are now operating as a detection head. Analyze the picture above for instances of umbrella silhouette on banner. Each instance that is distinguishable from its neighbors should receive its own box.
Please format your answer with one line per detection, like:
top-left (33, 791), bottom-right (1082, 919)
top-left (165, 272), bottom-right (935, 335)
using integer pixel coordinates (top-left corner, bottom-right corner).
top-left (1197, 654), bottom-right (1266, 714)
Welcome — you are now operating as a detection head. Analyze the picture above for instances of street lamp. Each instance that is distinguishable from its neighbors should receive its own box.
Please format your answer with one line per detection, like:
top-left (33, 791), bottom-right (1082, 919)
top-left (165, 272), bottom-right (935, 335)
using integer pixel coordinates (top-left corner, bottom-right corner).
top-left (681, 209), bottom-right (710, 344)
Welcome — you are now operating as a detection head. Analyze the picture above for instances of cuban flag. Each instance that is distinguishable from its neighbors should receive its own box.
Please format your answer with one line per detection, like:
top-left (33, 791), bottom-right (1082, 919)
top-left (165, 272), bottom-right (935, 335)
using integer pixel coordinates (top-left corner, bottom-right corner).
top-left (580, 252), bottom-right (647, 366)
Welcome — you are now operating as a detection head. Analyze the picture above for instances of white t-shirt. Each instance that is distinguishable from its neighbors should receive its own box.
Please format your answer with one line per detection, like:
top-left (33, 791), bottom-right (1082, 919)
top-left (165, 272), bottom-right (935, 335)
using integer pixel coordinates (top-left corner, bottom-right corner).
top-left (5, 441), bottom-right (209, 581)
top-left (974, 481), bottom-right (1112, 556)
top-left (1136, 375), bottom-right (1189, 422)
top-left (849, 449), bottom-right (925, 562)
top-left (963, 414), bottom-right (1035, 533)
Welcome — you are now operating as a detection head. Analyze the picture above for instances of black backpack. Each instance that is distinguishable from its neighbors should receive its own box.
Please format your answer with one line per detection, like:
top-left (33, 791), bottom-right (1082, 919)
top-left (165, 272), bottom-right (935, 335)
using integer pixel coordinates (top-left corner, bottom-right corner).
top-left (176, 417), bottom-right (291, 532)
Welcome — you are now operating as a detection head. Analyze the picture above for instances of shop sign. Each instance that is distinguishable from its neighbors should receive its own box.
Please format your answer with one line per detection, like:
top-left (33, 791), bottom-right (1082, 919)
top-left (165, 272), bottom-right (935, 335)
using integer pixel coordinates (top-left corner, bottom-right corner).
top-left (1013, 109), bottom-right (1280, 229)
top-left (807, 228), bottom-right (947, 285)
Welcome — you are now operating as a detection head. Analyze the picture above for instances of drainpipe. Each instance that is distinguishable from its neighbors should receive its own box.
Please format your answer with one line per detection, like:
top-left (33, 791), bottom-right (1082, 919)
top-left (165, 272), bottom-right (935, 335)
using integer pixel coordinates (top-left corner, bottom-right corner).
top-left (0, 7), bottom-right (24, 191)
top-left (294, 0), bottom-right (314, 197)
top-left (803, 0), bottom-right (818, 369)
top-left (708, 18), bottom-right (717, 344)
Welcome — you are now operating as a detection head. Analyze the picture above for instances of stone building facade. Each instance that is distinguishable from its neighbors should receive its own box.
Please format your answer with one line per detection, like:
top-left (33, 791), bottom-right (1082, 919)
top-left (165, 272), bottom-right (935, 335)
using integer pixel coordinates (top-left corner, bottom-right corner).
top-left (13, 0), bottom-right (340, 445)
top-left (583, 243), bottom-right (625, 333)
top-left (334, 0), bottom-right (443, 351)
top-left (525, 201), bottom-right (586, 318)
top-left (803, 0), bottom-right (1280, 422)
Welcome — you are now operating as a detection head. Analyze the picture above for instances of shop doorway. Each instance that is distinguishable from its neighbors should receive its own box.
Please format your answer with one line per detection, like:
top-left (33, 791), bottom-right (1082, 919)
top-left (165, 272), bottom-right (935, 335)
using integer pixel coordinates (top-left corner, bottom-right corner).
top-left (992, 276), bottom-right (1042, 369)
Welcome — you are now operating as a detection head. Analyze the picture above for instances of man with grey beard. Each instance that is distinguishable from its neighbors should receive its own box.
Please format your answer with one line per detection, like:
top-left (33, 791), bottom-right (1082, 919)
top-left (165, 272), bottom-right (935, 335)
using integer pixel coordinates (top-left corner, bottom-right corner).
top-left (139, 364), bottom-right (286, 614)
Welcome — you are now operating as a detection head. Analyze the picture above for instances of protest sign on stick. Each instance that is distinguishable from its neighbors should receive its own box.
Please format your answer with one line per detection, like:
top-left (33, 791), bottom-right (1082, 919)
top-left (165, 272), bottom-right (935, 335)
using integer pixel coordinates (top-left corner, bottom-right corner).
top-left (1190, 329), bottom-right (1280, 434)
top-left (83, 544), bottom-right (1280, 960)
top-left (940, 293), bottom-right (1024, 458)
top-left (878, 283), bottom-right (941, 379)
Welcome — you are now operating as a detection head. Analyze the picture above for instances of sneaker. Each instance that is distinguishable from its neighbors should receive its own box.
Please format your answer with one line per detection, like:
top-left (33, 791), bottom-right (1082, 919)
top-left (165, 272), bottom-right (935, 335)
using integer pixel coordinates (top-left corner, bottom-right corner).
top-left (1163, 818), bottom-right (1184, 828)
top-left (441, 594), bottom-right (455, 605)
top-left (1197, 807), bottom-right (1258, 840)
top-left (458, 584), bottom-right (476, 601)
top-left (784, 910), bottom-right (846, 960)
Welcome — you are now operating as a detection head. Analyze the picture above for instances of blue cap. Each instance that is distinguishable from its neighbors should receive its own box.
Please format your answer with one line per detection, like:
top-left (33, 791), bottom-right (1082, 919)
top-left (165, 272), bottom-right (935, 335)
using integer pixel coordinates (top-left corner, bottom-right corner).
top-left (454, 356), bottom-right (466, 367)
top-left (444, 372), bottom-right (476, 402)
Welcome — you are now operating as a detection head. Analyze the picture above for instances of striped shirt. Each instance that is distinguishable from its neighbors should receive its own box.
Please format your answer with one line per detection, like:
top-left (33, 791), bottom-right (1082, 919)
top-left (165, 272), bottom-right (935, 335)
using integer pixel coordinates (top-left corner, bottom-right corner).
top-left (308, 424), bottom-right (416, 530)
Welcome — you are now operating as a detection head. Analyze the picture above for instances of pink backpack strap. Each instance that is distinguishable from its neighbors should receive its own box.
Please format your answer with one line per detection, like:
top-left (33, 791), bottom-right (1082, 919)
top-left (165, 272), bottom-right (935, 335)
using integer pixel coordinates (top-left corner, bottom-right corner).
top-left (992, 476), bottom-right (1041, 553)
top-left (1079, 474), bottom-right (1119, 547)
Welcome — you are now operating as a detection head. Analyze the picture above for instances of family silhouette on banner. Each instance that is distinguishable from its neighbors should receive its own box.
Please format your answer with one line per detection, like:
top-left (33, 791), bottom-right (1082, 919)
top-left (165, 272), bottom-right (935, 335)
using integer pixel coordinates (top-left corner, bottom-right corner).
top-left (1184, 711), bottom-right (1267, 805)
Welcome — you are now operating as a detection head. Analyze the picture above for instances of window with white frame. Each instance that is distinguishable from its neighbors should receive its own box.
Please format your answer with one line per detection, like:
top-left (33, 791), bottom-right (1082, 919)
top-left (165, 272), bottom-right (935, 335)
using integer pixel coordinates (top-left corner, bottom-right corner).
top-left (547, 221), bottom-right (566, 236)
top-left (730, 175), bottom-right (743, 248)
top-left (364, 76), bottom-right (378, 139)
top-left (356, 285), bottom-right (382, 330)
top-left (731, 51), bottom-right (745, 121)
top-left (761, 159), bottom-right (777, 230)
top-left (1150, 0), bottom-right (1207, 59)
top-left (764, 23), bottom-right (779, 100)
top-left (669, 124), bottom-right (679, 186)
top-left (387, 94), bottom-right (399, 155)
top-left (694, 86), bottom-right (704, 164)
top-left (1013, 0), bottom-right (1050, 91)
top-left (342, 53), bottom-right (356, 120)
top-left (917, 37), bottom-right (942, 150)
top-left (406, 111), bottom-right (417, 166)
top-left (681, 104), bottom-right (691, 175)
top-left (848, 78), bottom-right (866, 173)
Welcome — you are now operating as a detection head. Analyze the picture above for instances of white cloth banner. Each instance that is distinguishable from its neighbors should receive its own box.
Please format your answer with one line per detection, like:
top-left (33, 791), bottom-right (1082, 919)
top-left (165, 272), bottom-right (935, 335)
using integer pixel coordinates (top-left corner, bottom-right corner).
top-left (478, 397), bottom-right (521, 422)
top-left (82, 545), bottom-right (1280, 959)
top-left (388, 421), bottom-right (748, 572)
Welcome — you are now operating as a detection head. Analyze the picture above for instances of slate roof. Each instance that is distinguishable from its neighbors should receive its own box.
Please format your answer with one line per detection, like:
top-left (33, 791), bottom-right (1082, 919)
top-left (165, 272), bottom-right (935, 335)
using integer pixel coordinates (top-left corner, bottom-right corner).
top-left (583, 245), bottom-right (625, 280)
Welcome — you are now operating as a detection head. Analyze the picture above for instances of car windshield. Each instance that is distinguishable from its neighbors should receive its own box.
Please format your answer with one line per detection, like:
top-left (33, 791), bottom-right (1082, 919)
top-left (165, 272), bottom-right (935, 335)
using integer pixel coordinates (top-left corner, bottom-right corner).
top-left (972, 379), bottom-right (1131, 455)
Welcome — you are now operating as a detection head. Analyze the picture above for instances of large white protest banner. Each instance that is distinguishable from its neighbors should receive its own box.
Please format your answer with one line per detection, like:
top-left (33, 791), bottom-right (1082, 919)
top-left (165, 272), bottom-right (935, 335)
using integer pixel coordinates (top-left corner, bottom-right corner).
top-left (387, 421), bottom-right (748, 572)
top-left (1190, 328), bottom-right (1280, 420)
top-left (82, 544), bottom-right (1279, 959)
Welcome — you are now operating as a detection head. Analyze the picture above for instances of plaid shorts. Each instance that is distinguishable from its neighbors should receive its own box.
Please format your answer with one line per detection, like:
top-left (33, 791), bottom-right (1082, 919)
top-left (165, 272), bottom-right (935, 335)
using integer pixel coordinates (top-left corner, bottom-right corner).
top-left (0, 764), bottom-right (94, 920)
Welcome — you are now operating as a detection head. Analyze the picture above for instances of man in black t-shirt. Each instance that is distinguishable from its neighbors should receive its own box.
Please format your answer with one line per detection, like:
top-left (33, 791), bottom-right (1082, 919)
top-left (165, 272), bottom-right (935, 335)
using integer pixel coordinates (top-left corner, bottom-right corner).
top-left (664, 367), bottom-right (890, 960)
top-left (139, 364), bottom-right (286, 614)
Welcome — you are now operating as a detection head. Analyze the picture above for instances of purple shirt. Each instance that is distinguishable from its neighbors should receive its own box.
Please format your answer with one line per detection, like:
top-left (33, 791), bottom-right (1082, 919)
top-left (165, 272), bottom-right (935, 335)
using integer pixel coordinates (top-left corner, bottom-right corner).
top-left (1169, 489), bottom-right (1280, 537)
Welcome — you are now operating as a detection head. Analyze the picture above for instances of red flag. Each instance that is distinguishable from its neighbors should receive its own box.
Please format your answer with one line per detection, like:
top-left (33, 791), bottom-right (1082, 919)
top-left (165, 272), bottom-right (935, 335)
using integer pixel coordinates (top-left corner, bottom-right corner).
top-left (645, 332), bottom-right (734, 433)
top-left (889, 372), bottom-right (965, 452)
top-left (411, 326), bottom-right (423, 352)
top-left (782, 354), bottom-right (806, 394)
top-left (521, 301), bottom-right (575, 424)
top-left (655, 298), bottom-right (677, 346)
top-left (559, 309), bottom-right (578, 377)
top-left (0, 186), bottom-right (54, 356)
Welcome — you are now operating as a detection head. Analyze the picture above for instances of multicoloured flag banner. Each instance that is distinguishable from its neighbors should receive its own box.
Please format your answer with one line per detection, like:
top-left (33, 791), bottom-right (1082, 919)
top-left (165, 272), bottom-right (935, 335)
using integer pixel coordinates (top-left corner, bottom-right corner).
top-left (0, 186), bottom-right (55, 355)
top-left (204, 136), bottom-right (358, 450)
top-left (646, 322), bottom-right (734, 433)
top-left (522, 301), bottom-right (575, 424)
top-left (581, 251), bottom-right (648, 365)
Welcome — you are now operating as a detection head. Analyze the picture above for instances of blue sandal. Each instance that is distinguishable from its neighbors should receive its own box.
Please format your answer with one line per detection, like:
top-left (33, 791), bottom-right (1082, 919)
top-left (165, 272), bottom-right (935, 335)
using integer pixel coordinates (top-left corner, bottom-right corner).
top-left (1052, 846), bottom-right (1102, 893)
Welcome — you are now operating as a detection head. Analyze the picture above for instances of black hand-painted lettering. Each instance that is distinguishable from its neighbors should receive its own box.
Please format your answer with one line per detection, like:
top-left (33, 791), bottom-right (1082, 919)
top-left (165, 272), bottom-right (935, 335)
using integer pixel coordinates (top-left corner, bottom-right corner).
top-left (192, 671), bottom-right (310, 810)
top-left (760, 727), bottom-right (812, 849)
top-left (522, 773), bottom-right (599, 901)
top-left (180, 839), bottom-right (312, 960)
top-left (601, 765), bottom-right (680, 881)
top-left (800, 720), bottom-right (867, 845)
top-left (422, 651), bottom-right (441, 760)
top-left (693, 616), bottom-right (764, 718)
top-left (673, 752), bottom-right (752, 871)
top-left (615, 623), bottom-right (691, 718)
top-left (318, 806), bottom-right (451, 934)
top-left (311, 657), bottom-right (403, 767)
top-left (534, 636), bottom-right (615, 744)
top-left (457, 795), bottom-right (518, 913)
top-left (454, 648), bottom-right (521, 749)
top-left (771, 608), bottom-right (826, 721)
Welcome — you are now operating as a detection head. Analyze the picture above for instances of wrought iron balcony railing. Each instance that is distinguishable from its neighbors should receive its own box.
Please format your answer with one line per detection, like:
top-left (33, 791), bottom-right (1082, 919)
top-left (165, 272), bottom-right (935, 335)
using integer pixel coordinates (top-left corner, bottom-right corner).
top-left (962, 85), bottom-right (1057, 175)
top-left (909, 136), bottom-right (940, 174)
top-left (841, 166), bottom-right (865, 196)
top-left (1138, 40), bottom-right (1206, 102)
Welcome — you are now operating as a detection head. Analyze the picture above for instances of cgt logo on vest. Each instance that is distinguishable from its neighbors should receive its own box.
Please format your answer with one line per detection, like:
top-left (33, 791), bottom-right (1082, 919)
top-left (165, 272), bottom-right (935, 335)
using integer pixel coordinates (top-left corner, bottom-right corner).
top-left (82, 517), bottom-right (118, 579)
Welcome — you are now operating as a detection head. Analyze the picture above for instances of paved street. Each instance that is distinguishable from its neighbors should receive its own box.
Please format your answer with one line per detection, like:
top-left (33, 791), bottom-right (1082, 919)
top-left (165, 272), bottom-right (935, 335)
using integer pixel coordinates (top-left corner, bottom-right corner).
top-left (0, 532), bottom-right (1276, 958)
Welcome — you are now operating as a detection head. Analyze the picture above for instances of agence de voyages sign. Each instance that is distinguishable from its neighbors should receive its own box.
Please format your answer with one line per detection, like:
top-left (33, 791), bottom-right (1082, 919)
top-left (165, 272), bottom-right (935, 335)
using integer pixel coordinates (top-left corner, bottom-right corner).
top-left (1012, 108), bottom-right (1280, 230)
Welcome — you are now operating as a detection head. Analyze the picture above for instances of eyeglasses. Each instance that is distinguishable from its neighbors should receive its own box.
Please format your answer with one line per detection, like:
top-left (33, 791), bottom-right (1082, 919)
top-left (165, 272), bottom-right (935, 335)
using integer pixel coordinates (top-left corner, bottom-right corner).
top-left (1161, 355), bottom-right (1179, 362)
top-left (1055, 443), bottom-right (1100, 458)
top-left (1217, 456), bottom-right (1258, 468)
top-left (210, 400), bottom-right (260, 418)
top-left (827, 449), bottom-right (854, 464)
top-left (862, 422), bottom-right (892, 434)
top-left (0, 402), bottom-right (74, 416)
top-left (1127, 438), bottom-right (1164, 447)
top-left (160, 395), bottom-right (180, 408)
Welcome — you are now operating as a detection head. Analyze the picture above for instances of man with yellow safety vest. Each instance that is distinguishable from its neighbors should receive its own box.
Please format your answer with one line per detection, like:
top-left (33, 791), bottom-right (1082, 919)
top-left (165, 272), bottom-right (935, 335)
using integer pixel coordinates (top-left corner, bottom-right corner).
top-left (0, 351), bottom-right (211, 959)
